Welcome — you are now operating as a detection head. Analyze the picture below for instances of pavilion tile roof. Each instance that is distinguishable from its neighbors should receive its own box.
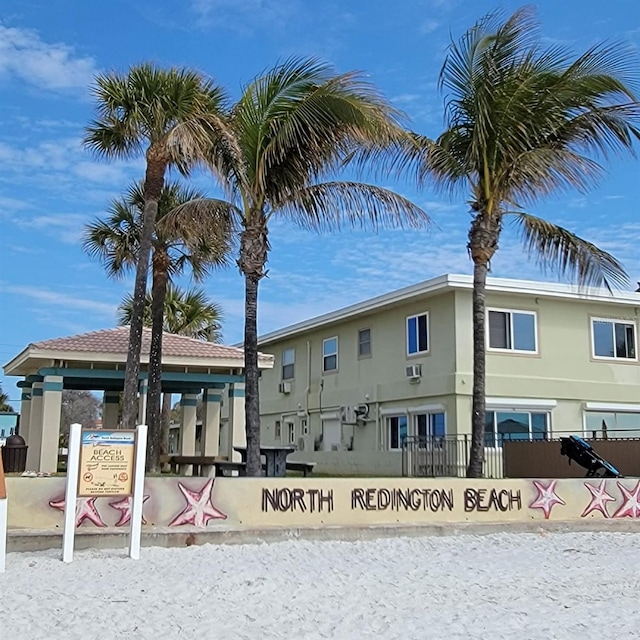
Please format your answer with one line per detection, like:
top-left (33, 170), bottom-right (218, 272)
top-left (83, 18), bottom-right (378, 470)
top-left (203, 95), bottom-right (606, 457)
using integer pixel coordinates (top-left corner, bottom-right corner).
top-left (31, 327), bottom-right (247, 360)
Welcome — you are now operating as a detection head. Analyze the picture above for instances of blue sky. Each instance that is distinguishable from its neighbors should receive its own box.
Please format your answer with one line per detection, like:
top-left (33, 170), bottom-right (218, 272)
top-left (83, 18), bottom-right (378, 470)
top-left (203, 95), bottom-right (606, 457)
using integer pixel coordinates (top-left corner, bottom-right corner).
top-left (1, 0), bottom-right (639, 406)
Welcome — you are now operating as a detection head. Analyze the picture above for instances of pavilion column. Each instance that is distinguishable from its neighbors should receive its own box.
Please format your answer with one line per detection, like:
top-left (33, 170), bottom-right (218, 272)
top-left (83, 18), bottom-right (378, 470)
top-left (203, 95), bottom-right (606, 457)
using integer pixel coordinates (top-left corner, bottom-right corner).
top-left (180, 393), bottom-right (198, 475)
top-left (39, 375), bottom-right (64, 473)
top-left (137, 379), bottom-right (148, 426)
top-left (201, 389), bottom-right (221, 457)
top-left (25, 382), bottom-right (44, 471)
top-left (102, 391), bottom-right (120, 429)
top-left (18, 385), bottom-right (32, 441)
top-left (226, 383), bottom-right (246, 462)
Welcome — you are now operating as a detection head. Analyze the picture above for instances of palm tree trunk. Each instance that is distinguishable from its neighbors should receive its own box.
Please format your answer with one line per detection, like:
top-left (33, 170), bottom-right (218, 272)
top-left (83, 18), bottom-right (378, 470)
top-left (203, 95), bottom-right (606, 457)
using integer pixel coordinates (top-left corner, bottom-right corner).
top-left (467, 259), bottom-right (488, 478)
top-left (239, 214), bottom-right (269, 477)
top-left (146, 250), bottom-right (170, 472)
top-left (466, 211), bottom-right (500, 478)
top-left (161, 392), bottom-right (172, 458)
top-left (121, 155), bottom-right (167, 430)
top-left (244, 274), bottom-right (262, 476)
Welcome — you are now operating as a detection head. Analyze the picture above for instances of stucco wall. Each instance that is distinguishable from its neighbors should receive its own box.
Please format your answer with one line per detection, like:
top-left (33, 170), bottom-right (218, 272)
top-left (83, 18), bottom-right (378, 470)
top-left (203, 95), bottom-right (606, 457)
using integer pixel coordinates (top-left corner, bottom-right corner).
top-left (6, 475), bottom-right (640, 531)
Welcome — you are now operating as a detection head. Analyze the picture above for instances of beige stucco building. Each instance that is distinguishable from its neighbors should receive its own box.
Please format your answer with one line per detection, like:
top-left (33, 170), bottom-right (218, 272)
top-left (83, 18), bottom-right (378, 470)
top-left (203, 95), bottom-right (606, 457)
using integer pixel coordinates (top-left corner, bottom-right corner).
top-left (257, 274), bottom-right (640, 476)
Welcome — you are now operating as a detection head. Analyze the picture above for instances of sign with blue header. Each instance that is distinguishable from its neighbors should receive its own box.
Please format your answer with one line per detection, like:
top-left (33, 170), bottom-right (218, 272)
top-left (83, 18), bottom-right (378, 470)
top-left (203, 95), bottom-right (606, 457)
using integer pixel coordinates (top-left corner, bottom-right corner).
top-left (78, 430), bottom-right (136, 497)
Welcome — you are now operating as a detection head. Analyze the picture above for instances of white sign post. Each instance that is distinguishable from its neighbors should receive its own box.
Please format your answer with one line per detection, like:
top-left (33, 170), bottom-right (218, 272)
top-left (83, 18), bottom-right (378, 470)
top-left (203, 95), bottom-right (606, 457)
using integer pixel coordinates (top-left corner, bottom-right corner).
top-left (63, 423), bottom-right (148, 563)
top-left (0, 454), bottom-right (7, 573)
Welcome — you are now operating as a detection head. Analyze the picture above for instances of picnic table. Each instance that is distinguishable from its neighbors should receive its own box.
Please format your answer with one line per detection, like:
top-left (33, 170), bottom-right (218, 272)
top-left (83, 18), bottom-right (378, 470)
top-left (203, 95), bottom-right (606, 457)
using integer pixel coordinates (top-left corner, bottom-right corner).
top-left (234, 445), bottom-right (297, 477)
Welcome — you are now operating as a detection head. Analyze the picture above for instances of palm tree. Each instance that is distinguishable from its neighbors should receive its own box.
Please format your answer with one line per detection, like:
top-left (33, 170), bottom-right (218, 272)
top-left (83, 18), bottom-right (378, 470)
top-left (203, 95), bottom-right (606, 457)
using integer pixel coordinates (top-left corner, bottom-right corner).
top-left (84, 63), bottom-right (229, 433)
top-left (118, 284), bottom-right (224, 342)
top-left (169, 57), bottom-right (432, 475)
top-left (118, 284), bottom-right (225, 458)
top-left (406, 8), bottom-right (640, 476)
top-left (0, 384), bottom-right (13, 412)
top-left (83, 181), bottom-right (231, 470)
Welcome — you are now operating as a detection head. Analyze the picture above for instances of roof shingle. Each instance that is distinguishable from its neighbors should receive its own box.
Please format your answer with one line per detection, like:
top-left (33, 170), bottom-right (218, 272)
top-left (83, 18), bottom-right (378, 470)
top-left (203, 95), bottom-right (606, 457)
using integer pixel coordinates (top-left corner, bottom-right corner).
top-left (32, 327), bottom-right (246, 360)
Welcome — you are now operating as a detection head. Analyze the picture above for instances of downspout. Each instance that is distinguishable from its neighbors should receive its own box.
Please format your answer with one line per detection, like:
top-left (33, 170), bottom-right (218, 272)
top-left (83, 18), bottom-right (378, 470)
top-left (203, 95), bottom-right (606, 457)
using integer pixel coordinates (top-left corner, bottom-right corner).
top-left (305, 340), bottom-right (311, 416)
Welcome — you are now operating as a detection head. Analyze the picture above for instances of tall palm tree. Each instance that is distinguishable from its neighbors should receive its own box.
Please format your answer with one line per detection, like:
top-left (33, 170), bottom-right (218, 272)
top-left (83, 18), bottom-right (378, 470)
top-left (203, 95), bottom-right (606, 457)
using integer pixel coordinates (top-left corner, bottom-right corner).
top-left (169, 58), bottom-right (432, 475)
top-left (83, 181), bottom-right (231, 470)
top-left (84, 63), bottom-right (229, 433)
top-left (118, 284), bottom-right (225, 459)
top-left (404, 8), bottom-right (640, 477)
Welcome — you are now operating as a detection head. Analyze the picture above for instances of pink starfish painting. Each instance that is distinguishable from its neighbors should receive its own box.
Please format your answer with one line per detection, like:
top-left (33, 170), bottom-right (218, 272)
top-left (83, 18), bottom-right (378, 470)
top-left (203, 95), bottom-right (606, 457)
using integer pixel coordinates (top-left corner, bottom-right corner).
top-left (109, 495), bottom-right (150, 527)
top-left (168, 478), bottom-right (227, 528)
top-left (612, 481), bottom-right (640, 519)
top-left (582, 480), bottom-right (617, 518)
top-left (49, 495), bottom-right (107, 527)
top-left (529, 480), bottom-right (566, 520)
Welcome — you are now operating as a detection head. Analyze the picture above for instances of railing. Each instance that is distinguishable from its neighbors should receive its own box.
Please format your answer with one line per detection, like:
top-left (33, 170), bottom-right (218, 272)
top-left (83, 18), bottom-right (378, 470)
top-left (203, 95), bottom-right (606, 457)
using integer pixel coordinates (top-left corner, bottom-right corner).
top-left (401, 436), bottom-right (504, 479)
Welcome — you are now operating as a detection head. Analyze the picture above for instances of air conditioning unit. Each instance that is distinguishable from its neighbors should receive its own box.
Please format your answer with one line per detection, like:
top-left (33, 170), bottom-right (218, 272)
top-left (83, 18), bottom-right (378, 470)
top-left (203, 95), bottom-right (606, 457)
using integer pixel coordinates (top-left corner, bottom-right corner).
top-left (297, 435), bottom-right (313, 452)
top-left (340, 405), bottom-right (358, 425)
top-left (405, 364), bottom-right (422, 380)
top-left (278, 381), bottom-right (292, 394)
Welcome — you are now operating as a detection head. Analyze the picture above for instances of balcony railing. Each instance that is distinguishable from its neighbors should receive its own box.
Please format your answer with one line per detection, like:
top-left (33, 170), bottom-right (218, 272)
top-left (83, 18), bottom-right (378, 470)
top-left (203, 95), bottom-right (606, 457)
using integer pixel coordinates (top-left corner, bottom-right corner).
top-left (401, 435), bottom-right (504, 479)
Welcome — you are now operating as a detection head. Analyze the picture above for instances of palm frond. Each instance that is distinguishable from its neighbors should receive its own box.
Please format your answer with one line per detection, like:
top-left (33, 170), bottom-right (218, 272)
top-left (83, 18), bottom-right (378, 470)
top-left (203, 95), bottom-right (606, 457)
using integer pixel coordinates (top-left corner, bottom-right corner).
top-left (159, 197), bottom-right (241, 249)
top-left (511, 212), bottom-right (628, 291)
top-left (84, 63), bottom-right (230, 168)
top-left (275, 181), bottom-right (432, 232)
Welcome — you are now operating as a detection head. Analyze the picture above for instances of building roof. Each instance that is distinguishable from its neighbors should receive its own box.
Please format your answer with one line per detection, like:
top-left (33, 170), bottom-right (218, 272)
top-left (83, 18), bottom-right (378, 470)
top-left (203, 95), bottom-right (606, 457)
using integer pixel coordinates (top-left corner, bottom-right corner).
top-left (32, 326), bottom-right (245, 359)
top-left (258, 273), bottom-right (640, 345)
top-left (4, 326), bottom-right (274, 377)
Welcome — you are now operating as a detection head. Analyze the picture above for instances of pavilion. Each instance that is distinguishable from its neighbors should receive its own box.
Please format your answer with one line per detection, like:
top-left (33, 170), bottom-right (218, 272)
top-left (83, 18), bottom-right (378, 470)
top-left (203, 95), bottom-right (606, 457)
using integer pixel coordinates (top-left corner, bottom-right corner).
top-left (3, 327), bottom-right (274, 472)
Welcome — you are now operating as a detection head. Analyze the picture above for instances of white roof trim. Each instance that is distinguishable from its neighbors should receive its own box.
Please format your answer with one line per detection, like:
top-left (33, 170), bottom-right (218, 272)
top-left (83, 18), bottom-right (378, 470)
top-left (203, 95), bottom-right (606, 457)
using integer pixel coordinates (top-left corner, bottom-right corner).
top-left (584, 402), bottom-right (640, 413)
top-left (257, 273), bottom-right (640, 345)
top-left (486, 397), bottom-right (558, 410)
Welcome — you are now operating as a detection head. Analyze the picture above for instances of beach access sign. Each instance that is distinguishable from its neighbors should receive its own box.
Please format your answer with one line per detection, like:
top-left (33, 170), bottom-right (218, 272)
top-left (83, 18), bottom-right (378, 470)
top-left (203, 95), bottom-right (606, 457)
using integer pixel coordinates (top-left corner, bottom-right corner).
top-left (63, 423), bottom-right (148, 563)
top-left (79, 430), bottom-right (136, 497)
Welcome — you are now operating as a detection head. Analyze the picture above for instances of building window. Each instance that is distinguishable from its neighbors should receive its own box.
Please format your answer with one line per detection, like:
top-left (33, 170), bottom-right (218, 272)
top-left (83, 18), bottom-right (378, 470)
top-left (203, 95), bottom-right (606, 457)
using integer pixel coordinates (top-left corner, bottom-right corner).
top-left (487, 309), bottom-right (537, 352)
top-left (287, 421), bottom-right (295, 444)
top-left (301, 418), bottom-right (308, 435)
top-left (282, 348), bottom-right (295, 380)
top-left (274, 420), bottom-right (281, 441)
top-left (592, 318), bottom-right (637, 360)
top-left (323, 337), bottom-right (338, 372)
top-left (585, 411), bottom-right (640, 438)
top-left (388, 415), bottom-right (408, 450)
top-left (358, 328), bottom-right (371, 358)
top-left (406, 313), bottom-right (428, 355)
top-left (415, 412), bottom-right (445, 440)
top-left (485, 410), bottom-right (548, 448)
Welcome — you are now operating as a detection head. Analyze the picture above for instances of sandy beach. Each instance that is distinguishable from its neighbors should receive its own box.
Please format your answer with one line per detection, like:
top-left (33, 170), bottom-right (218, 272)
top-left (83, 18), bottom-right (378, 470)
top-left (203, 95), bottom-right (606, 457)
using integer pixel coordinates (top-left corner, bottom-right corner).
top-left (2, 531), bottom-right (639, 639)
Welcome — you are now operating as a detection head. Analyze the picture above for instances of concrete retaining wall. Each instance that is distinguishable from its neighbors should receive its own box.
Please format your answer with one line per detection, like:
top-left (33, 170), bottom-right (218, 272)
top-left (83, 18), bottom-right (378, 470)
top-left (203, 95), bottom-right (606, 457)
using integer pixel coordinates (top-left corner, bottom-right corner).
top-left (6, 475), bottom-right (640, 532)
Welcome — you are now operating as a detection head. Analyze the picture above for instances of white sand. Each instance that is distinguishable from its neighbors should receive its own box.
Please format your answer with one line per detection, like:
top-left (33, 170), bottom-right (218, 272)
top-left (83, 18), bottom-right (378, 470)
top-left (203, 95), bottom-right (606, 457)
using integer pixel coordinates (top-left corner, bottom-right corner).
top-left (2, 531), bottom-right (639, 639)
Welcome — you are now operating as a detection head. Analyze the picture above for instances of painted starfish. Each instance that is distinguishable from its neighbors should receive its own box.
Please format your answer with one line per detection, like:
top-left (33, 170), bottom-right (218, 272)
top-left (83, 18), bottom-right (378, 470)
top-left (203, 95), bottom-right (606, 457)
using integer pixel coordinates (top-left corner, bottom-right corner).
top-left (529, 480), bottom-right (566, 520)
top-left (582, 480), bottom-right (617, 518)
top-left (612, 481), bottom-right (640, 519)
top-left (109, 495), bottom-right (150, 527)
top-left (49, 495), bottom-right (107, 527)
top-left (169, 478), bottom-right (227, 528)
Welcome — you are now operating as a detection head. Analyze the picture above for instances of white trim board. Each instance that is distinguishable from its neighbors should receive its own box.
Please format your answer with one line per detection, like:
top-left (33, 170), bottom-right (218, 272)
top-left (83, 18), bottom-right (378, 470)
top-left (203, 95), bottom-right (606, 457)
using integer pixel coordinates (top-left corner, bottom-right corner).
top-left (485, 398), bottom-right (558, 410)
top-left (584, 402), bottom-right (640, 413)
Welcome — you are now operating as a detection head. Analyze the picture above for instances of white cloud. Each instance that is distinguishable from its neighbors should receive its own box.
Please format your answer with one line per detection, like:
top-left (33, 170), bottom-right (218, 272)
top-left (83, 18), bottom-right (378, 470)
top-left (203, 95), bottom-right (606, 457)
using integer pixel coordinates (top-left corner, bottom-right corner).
top-left (0, 137), bottom-right (143, 187)
top-left (16, 213), bottom-right (91, 244)
top-left (0, 21), bottom-right (98, 92)
top-left (5, 285), bottom-right (118, 316)
top-left (191, 0), bottom-right (297, 31)
top-left (420, 20), bottom-right (440, 34)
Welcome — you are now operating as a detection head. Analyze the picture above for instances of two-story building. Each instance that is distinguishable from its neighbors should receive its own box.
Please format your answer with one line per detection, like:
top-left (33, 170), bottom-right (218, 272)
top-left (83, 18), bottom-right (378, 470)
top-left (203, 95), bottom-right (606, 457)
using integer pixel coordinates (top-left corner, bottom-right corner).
top-left (257, 274), bottom-right (640, 476)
